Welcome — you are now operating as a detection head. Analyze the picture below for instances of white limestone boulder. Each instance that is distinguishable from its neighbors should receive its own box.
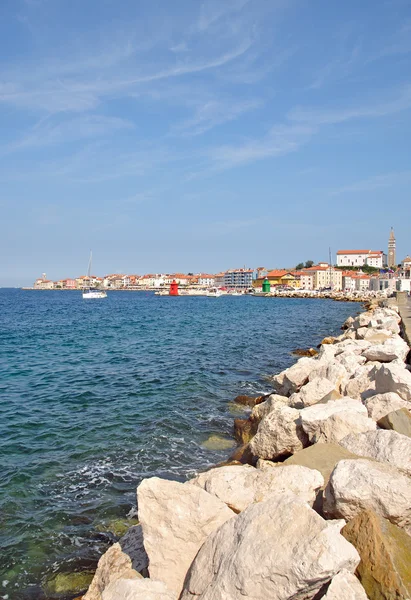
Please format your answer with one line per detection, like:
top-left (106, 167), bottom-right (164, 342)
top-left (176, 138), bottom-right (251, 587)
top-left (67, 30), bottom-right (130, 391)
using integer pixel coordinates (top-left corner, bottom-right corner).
top-left (83, 525), bottom-right (148, 600)
top-left (275, 357), bottom-right (317, 395)
top-left (336, 352), bottom-right (367, 375)
top-left (339, 430), bottom-right (411, 475)
top-left (322, 570), bottom-right (368, 600)
top-left (289, 377), bottom-right (339, 409)
top-left (334, 339), bottom-right (371, 355)
top-left (353, 312), bottom-right (374, 330)
top-left (362, 337), bottom-right (409, 363)
top-left (344, 365), bottom-right (377, 400)
top-left (300, 399), bottom-right (376, 444)
top-left (249, 406), bottom-right (308, 460)
top-left (363, 392), bottom-right (410, 421)
top-left (102, 577), bottom-right (176, 600)
top-left (136, 477), bottom-right (234, 595)
top-left (360, 328), bottom-right (393, 343)
top-left (250, 394), bottom-right (290, 424)
top-left (374, 363), bottom-right (411, 401)
top-left (324, 459), bottom-right (411, 533)
top-left (188, 464), bottom-right (323, 511)
top-left (308, 362), bottom-right (349, 389)
top-left (180, 494), bottom-right (360, 600)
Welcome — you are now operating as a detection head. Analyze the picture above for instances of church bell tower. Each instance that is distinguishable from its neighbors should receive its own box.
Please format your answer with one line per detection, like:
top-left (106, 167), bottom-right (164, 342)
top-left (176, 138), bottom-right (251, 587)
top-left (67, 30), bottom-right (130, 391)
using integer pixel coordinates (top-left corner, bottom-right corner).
top-left (388, 227), bottom-right (396, 269)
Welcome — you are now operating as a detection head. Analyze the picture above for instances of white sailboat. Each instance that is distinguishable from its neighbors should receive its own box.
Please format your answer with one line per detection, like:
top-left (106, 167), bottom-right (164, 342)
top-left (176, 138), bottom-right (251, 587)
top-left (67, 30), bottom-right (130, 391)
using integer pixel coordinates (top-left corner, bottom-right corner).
top-left (82, 251), bottom-right (107, 299)
top-left (206, 287), bottom-right (222, 297)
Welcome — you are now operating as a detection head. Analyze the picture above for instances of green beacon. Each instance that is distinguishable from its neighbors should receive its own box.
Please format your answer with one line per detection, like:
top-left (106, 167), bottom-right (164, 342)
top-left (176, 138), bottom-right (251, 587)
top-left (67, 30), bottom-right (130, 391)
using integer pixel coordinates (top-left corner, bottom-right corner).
top-left (262, 278), bottom-right (271, 293)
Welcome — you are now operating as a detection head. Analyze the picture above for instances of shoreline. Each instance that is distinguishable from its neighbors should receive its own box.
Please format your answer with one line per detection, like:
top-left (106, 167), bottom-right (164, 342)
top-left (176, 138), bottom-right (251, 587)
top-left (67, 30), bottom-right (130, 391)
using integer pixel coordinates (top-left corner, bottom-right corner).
top-left (21, 287), bottom-right (382, 304)
top-left (37, 293), bottom-right (411, 599)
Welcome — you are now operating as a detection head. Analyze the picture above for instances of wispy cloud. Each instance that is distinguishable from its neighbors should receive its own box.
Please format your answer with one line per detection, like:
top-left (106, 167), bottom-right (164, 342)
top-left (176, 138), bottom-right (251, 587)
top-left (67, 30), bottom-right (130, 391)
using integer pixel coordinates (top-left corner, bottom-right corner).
top-left (196, 0), bottom-right (250, 32)
top-left (172, 98), bottom-right (263, 136)
top-left (3, 115), bottom-right (133, 153)
top-left (289, 84), bottom-right (411, 126)
top-left (207, 124), bottom-right (314, 170)
top-left (330, 171), bottom-right (411, 195)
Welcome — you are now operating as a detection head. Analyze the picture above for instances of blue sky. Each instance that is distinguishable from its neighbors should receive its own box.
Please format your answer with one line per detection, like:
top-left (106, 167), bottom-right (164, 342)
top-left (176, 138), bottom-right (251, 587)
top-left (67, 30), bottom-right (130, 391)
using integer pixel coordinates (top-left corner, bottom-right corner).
top-left (1, 0), bottom-right (410, 285)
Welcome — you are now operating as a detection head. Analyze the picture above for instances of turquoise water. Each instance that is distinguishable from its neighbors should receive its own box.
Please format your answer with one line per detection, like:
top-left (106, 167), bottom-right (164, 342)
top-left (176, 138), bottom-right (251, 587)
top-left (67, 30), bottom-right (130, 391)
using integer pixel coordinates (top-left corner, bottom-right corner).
top-left (0, 289), bottom-right (359, 599)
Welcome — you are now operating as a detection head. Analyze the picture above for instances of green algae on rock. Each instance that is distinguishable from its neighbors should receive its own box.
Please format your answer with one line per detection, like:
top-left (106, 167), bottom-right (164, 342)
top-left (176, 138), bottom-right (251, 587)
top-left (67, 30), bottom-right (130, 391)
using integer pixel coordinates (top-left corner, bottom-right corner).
top-left (44, 571), bottom-right (94, 595)
top-left (201, 434), bottom-right (236, 451)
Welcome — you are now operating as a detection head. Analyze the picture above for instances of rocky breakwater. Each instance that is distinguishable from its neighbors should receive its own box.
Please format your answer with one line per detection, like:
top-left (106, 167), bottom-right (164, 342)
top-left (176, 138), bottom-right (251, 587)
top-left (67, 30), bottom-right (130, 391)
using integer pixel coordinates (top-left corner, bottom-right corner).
top-left (81, 302), bottom-right (411, 600)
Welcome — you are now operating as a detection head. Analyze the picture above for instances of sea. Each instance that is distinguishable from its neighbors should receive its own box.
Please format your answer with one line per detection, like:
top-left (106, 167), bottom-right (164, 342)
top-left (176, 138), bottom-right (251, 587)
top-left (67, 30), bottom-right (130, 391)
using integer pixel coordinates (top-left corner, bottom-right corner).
top-left (0, 289), bottom-right (360, 599)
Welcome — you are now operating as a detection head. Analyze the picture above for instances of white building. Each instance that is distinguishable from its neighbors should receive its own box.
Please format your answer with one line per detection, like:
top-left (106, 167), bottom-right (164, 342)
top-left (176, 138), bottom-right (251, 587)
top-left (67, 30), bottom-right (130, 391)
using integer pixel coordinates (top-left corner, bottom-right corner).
top-left (198, 274), bottom-right (215, 287)
top-left (223, 269), bottom-right (254, 290)
top-left (336, 250), bottom-right (385, 268)
top-left (300, 272), bottom-right (314, 290)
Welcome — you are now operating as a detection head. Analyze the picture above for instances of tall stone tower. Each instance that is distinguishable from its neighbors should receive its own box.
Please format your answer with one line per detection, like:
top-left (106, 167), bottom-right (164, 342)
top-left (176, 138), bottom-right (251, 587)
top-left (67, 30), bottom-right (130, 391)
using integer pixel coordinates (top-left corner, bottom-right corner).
top-left (388, 227), bottom-right (396, 268)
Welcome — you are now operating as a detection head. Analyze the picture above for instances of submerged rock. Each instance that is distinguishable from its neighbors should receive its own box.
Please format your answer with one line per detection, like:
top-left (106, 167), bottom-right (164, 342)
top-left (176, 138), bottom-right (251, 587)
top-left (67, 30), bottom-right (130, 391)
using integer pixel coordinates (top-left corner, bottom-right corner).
top-left (44, 571), bottom-right (94, 596)
top-left (201, 434), bottom-right (236, 450)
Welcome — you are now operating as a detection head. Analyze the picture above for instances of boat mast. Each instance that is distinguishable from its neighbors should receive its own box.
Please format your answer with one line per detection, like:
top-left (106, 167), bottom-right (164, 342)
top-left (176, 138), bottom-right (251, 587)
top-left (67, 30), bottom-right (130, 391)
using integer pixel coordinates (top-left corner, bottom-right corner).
top-left (329, 247), bottom-right (333, 291)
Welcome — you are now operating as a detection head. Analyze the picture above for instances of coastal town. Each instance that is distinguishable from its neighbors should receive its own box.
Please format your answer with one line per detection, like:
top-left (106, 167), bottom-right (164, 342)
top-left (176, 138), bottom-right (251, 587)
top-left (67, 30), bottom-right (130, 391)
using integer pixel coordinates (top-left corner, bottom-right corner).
top-left (31, 229), bottom-right (411, 296)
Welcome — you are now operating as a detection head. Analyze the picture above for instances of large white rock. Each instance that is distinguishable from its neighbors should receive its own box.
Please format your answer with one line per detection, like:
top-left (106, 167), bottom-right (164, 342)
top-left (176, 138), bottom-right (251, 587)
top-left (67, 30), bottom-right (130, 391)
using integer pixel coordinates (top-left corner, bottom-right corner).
top-left (344, 365), bottom-right (377, 400)
top-left (324, 459), bottom-right (411, 533)
top-left (362, 337), bottom-right (409, 363)
top-left (277, 357), bottom-right (317, 395)
top-left (289, 377), bottom-right (339, 409)
top-left (353, 312), bottom-right (374, 330)
top-left (136, 477), bottom-right (234, 595)
top-left (189, 464), bottom-right (323, 511)
top-left (102, 577), bottom-right (176, 600)
top-left (308, 362), bottom-right (349, 389)
top-left (322, 570), bottom-right (368, 600)
top-left (336, 352), bottom-right (367, 376)
top-left (83, 525), bottom-right (148, 600)
top-left (372, 316), bottom-right (401, 334)
top-left (180, 494), bottom-right (360, 600)
top-left (249, 406), bottom-right (307, 459)
top-left (374, 363), bottom-right (411, 401)
top-left (339, 430), bottom-right (411, 476)
top-left (334, 339), bottom-right (371, 355)
top-left (360, 328), bottom-right (393, 343)
top-left (251, 394), bottom-right (290, 423)
top-left (363, 392), bottom-right (410, 421)
top-left (300, 399), bottom-right (376, 444)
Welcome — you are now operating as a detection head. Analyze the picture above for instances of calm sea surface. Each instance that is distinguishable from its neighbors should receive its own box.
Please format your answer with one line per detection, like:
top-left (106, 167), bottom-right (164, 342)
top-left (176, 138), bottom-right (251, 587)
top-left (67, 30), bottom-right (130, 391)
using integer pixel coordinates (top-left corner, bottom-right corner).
top-left (0, 289), bottom-right (360, 598)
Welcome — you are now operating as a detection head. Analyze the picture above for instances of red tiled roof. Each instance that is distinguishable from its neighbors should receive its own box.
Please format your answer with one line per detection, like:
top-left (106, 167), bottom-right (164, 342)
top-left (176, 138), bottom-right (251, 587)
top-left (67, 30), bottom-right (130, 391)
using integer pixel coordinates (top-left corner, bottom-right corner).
top-left (337, 250), bottom-right (382, 255)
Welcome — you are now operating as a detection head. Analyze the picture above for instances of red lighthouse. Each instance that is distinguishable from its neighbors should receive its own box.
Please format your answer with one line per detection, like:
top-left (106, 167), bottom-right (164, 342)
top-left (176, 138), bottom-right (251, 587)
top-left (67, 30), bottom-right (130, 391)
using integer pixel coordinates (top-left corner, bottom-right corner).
top-left (169, 280), bottom-right (179, 296)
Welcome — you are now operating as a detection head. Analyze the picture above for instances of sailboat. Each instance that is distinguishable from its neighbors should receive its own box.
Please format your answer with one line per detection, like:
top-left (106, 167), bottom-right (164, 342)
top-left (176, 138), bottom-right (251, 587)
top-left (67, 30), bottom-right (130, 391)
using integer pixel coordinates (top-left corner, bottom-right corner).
top-left (82, 251), bottom-right (107, 299)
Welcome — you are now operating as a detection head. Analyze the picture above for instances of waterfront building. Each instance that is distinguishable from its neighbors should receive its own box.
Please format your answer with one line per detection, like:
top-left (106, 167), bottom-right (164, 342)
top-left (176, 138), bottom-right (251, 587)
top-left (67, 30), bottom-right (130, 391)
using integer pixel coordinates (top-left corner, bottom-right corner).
top-left (223, 268), bottom-right (254, 290)
top-left (300, 271), bottom-right (314, 290)
top-left (198, 274), bottom-right (216, 287)
top-left (402, 256), bottom-right (411, 269)
top-left (214, 273), bottom-right (225, 287)
top-left (388, 228), bottom-right (396, 268)
top-left (34, 277), bottom-right (54, 289)
top-left (336, 250), bottom-right (385, 268)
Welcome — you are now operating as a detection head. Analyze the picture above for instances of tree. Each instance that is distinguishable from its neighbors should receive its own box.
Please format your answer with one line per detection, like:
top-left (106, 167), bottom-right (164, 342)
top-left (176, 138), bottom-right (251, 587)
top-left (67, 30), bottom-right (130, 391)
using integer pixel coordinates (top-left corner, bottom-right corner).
top-left (295, 263), bottom-right (304, 270)
top-left (305, 260), bottom-right (314, 268)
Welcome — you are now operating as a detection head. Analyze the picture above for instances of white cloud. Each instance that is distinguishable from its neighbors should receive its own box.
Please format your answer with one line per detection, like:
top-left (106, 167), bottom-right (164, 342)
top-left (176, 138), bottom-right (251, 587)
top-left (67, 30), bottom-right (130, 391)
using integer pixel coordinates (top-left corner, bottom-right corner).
top-left (172, 98), bottom-right (263, 136)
